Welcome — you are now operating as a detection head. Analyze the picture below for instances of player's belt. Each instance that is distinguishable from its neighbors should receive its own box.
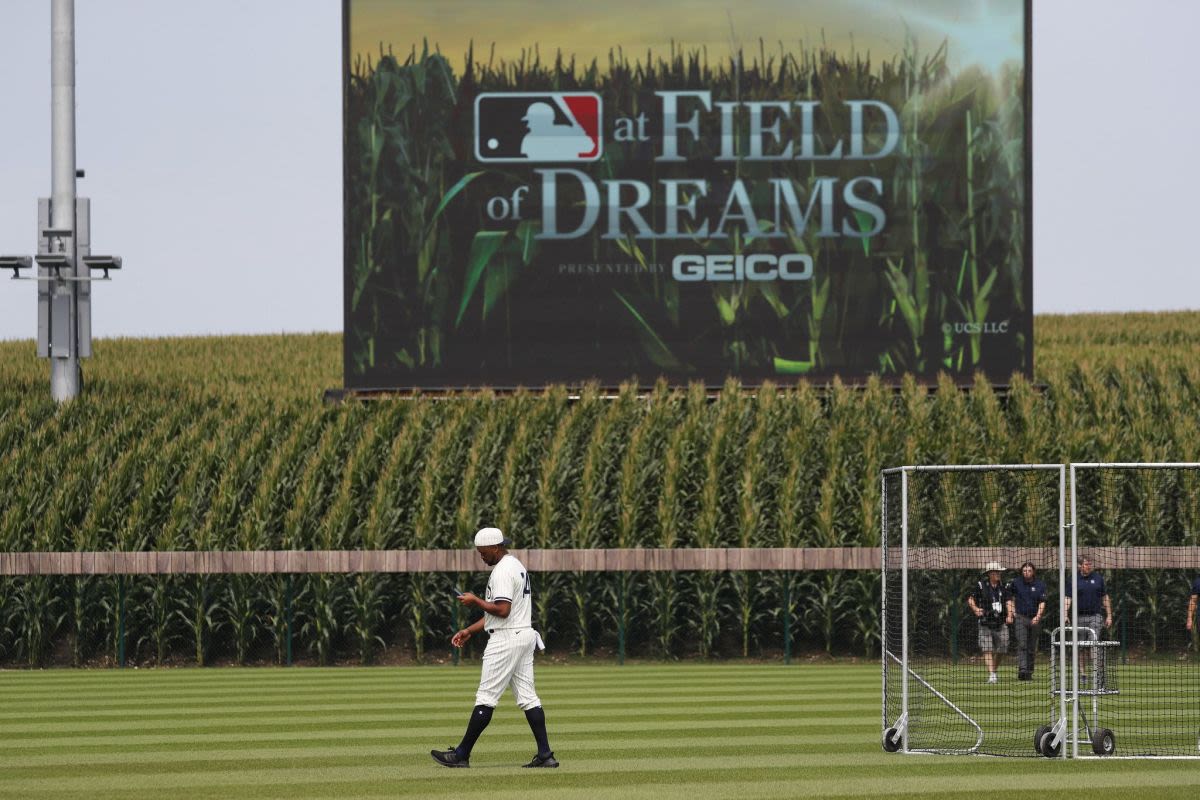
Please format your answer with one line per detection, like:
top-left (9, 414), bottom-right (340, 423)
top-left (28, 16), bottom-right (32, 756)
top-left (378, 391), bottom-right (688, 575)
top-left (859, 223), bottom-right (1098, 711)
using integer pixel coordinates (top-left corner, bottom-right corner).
top-left (485, 627), bottom-right (547, 651)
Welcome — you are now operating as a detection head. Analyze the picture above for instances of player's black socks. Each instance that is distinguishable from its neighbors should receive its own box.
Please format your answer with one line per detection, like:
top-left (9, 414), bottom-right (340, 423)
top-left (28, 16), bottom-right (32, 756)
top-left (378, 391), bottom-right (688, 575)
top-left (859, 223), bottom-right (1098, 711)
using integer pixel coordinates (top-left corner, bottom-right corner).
top-left (524, 705), bottom-right (552, 756)
top-left (455, 704), bottom-right (494, 759)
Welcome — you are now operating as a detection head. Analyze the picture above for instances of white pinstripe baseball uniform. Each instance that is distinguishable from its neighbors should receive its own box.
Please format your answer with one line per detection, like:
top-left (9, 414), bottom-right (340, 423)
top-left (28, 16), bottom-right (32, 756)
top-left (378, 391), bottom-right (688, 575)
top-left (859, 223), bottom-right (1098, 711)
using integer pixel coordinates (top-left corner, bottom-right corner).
top-left (476, 553), bottom-right (545, 709)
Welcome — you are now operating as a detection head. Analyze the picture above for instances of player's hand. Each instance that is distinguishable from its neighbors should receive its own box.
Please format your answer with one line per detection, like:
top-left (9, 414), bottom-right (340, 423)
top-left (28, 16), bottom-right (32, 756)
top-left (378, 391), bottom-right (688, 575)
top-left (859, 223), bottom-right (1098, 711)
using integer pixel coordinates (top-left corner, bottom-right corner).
top-left (457, 592), bottom-right (481, 608)
top-left (451, 629), bottom-right (471, 648)
top-left (1032, 615), bottom-right (1042, 625)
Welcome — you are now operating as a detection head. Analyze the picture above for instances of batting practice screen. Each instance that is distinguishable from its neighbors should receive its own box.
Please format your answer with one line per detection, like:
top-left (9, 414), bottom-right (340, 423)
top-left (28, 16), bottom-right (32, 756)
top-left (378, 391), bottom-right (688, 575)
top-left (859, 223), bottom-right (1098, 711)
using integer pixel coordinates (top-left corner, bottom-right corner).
top-left (884, 464), bottom-right (1200, 759)
top-left (342, 1), bottom-right (1032, 389)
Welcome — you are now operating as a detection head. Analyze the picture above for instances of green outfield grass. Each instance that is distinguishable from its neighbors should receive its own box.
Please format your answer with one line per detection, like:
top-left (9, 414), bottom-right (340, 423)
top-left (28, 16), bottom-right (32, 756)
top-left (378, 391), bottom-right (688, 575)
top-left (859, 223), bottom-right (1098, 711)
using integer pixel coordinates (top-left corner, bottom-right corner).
top-left (2, 664), bottom-right (1200, 799)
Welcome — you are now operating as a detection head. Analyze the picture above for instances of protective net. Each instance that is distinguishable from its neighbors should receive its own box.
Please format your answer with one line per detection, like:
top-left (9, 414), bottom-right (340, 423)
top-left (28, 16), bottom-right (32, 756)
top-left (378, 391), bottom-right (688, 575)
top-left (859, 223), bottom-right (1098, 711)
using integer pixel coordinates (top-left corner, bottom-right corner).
top-left (1071, 464), bottom-right (1200, 757)
top-left (882, 466), bottom-right (1064, 756)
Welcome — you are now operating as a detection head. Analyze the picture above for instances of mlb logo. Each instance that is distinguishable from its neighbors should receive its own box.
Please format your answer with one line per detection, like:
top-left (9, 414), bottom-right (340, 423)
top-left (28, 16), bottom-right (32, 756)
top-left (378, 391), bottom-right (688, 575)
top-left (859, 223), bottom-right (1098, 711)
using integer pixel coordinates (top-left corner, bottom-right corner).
top-left (475, 92), bottom-right (603, 163)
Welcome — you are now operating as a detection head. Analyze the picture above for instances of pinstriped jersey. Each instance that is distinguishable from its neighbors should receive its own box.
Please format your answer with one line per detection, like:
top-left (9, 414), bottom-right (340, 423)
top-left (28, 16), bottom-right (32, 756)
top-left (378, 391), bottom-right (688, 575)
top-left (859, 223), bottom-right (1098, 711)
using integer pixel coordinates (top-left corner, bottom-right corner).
top-left (484, 553), bottom-right (532, 630)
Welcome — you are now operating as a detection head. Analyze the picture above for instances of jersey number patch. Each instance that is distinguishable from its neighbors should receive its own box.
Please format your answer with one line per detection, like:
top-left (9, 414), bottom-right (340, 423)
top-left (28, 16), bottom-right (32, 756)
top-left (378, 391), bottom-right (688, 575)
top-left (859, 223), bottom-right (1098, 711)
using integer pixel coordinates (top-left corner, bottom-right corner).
top-left (522, 572), bottom-right (531, 597)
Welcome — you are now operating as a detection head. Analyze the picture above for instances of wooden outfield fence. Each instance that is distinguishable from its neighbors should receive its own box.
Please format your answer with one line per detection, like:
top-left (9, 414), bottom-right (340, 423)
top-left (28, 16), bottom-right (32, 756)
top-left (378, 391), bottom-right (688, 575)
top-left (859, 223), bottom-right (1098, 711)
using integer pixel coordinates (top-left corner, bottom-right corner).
top-left (2, 547), bottom-right (1198, 576)
top-left (0, 548), bottom-right (875, 575)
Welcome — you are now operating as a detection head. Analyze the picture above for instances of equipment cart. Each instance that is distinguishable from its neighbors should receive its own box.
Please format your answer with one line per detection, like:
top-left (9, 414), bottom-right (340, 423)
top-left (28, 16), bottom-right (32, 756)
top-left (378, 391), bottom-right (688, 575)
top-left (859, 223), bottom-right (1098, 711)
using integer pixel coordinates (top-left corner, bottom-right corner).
top-left (1036, 625), bottom-right (1119, 757)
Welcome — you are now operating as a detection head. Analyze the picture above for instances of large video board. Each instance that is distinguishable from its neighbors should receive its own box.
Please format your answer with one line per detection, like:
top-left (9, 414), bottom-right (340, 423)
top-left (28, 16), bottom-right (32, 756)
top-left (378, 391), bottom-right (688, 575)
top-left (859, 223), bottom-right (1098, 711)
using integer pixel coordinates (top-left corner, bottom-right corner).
top-left (344, 0), bottom-right (1031, 388)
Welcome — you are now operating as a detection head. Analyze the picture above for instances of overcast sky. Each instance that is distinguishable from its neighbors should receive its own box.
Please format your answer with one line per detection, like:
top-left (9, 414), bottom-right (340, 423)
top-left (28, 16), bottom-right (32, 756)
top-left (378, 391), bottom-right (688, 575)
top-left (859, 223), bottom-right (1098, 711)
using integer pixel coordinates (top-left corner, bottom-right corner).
top-left (0, 1), bottom-right (1197, 342)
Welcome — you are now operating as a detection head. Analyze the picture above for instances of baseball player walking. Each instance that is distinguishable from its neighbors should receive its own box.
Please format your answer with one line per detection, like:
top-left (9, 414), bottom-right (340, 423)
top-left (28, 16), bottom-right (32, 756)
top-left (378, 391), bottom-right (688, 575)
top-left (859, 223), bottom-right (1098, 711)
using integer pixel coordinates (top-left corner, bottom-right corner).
top-left (430, 527), bottom-right (559, 768)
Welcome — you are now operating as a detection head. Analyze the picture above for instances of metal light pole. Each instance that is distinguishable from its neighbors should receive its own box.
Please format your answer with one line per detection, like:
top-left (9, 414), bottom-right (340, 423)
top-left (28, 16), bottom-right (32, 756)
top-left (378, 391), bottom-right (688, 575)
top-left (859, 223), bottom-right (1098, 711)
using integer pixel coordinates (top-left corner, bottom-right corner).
top-left (50, 0), bottom-right (80, 402)
top-left (1, 0), bottom-right (122, 403)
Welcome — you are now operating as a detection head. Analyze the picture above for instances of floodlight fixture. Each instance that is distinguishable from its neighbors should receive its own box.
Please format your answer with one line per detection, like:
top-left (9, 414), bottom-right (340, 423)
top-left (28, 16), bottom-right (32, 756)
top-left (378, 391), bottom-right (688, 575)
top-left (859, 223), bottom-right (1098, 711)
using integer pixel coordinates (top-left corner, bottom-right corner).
top-left (0, 256), bottom-right (33, 278)
top-left (82, 255), bottom-right (122, 278)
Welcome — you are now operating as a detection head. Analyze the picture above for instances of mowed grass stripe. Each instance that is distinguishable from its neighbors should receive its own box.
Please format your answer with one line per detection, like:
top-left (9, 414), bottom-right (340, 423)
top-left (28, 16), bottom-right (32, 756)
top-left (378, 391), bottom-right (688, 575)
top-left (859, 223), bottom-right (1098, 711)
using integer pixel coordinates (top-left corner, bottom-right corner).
top-left (0, 675), bottom-right (859, 698)
top-left (0, 671), bottom-right (873, 695)
top-left (0, 690), bottom-right (873, 719)
top-left (10, 772), bottom-right (1200, 800)
top-left (0, 666), bottom-right (853, 679)
top-left (0, 737), bottom-right (872, 769)
top-left (0, 750), bottom-right (922, 781)
top-left (0, 728), bottom-right (870, 760)
top-left (0, 670), bottom-right (875, 686)
top-left (0, 696), bottom-right (867, 723)
top-left (0, 700), bottom-right (859, 719)
top-left (6, 757), bottom-right (1200, 798)
top-left (0, 719), bottom-right (883, 753)
top-left (0, 685), bottom-right (879, 708)
top-left (0, 735), bottom-right (831, 769)
top-left (0, 714), bottom-right (857, 737)
top-left (0, 666), bottom-right (876, 689)
top-left (0, 680), bottom-right (852, 700)
top-left (0, 663), bottom-right (878, 677)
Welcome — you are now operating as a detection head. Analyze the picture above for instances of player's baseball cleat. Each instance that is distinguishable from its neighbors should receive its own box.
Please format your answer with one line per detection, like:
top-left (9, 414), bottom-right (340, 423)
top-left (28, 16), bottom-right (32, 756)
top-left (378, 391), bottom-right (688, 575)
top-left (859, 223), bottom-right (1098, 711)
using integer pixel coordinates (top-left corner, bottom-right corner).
top-left (430, 748), bottom-right (469, 768)
top-left (523, 751), bottom-right (560, 768)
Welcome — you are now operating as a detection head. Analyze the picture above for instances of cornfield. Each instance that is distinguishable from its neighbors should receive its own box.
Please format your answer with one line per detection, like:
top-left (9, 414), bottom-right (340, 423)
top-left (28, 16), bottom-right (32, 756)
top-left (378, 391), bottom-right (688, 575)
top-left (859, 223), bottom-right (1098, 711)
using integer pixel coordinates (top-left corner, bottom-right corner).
top-left (1, 312), bottom-right (1200, 665)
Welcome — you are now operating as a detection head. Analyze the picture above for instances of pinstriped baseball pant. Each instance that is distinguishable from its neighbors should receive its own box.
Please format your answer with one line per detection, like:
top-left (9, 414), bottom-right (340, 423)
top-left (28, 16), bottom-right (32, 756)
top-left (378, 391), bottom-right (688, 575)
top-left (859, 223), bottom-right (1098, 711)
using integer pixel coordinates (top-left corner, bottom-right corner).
top-left (475, 628), bottom-right (542, 710)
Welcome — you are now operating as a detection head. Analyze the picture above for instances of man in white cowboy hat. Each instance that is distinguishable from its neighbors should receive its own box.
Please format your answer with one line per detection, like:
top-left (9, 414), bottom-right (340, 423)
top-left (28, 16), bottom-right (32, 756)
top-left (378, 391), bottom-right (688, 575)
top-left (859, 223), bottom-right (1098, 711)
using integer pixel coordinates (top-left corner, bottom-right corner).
top-left (967, 561), bottom-right (1014, 684)
top-left (430, 527), bottom-right (558, 769)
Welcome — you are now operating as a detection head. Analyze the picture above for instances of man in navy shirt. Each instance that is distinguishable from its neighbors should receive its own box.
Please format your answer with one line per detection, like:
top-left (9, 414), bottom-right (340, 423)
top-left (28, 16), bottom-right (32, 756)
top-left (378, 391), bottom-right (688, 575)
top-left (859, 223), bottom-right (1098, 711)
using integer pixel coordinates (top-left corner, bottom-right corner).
top-left (1064, 555), bottom-right (1112, 684)
top-left (1186, 577), bottom-right (1200, 634)
top-left (1007, 561), bottom-right (1047, 681)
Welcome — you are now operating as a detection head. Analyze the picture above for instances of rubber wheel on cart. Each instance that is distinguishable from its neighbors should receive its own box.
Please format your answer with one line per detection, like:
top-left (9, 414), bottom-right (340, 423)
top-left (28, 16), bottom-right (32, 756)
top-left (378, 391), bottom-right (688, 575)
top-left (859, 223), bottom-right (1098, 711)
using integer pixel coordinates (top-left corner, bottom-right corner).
top-left (1034, 725), bottom-right (1050, 755)
top-left (882, 727), bottom-right (902, 752)
top-left (1091, 728), bottom-right (1116, 756)
top-left (1039, 730), bottom-right (1062, 758)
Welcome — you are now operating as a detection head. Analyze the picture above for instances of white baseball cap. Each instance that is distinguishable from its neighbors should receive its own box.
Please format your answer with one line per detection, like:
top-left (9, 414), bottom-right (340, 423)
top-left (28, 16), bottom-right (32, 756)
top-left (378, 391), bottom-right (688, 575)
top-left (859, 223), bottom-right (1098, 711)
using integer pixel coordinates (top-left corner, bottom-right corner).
top-left (983, 561), bottom-right (1004, 573)
top-left (474, 527), bottom-right (511, 547)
